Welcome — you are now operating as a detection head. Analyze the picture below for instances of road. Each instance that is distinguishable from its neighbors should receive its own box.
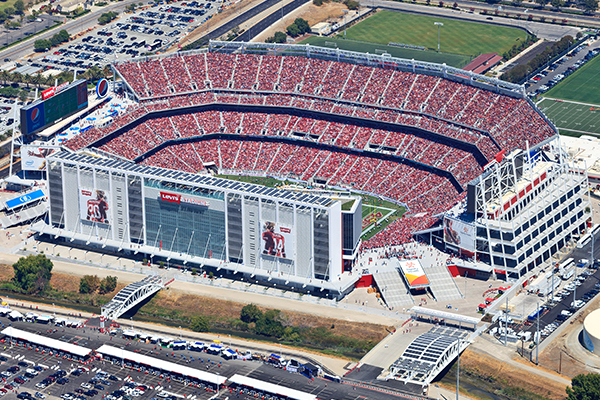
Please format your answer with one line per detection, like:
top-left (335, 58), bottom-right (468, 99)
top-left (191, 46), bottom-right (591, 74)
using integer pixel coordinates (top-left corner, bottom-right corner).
top-left (0, 15), bottom-right (63, 49)
top-left (524, 228), bottom-right (600, 336)
top-left (0, 0), bottom-right (141, 63)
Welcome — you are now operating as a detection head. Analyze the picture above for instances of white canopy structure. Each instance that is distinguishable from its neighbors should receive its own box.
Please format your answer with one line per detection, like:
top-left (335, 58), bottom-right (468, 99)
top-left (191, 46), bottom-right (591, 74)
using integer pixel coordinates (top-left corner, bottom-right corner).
top-left (229, 374), bottom-right (317, 400)
top-left (1, 327), bottom-right (92, 357)
top-left (96, 345), bottom-right (226, 386)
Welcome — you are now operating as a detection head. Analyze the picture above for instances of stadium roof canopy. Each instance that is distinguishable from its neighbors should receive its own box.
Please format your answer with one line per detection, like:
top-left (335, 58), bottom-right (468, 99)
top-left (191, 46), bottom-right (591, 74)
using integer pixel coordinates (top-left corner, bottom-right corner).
top-left (1, 327), bottom-right (92, 357)
top-left (96, 345), bottom-right (227, 385)
top-left (52, 151), bottom-right (333, 208)
top-left (228, 374), bottom-right (317, 400)
top-left (409, 306), bottom-right (481, 326)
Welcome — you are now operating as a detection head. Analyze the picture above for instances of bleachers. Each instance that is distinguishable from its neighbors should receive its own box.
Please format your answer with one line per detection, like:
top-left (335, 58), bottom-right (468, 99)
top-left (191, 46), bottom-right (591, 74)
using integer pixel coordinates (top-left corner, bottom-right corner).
top-left (71, 51), bottom-right (558, 249)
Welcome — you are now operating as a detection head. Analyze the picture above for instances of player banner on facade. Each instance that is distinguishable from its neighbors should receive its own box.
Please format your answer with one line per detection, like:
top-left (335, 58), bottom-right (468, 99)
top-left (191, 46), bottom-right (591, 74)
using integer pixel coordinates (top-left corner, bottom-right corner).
top-left (443, 217), bottom-right (475, 252)
top-left (398, 259), bottom-right (430, 288)
top-left (261, 221), bottom-right (293, 259)
top-left (80, 188), bottom-right (110, 225)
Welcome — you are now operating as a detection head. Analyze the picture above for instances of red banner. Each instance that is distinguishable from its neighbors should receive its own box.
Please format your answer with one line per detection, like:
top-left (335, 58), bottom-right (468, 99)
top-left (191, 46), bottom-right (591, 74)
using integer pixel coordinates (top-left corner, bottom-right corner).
top-left (42, 87), bottom-right (55, 100)
top-left (160, 191), bottom-right (181, 204)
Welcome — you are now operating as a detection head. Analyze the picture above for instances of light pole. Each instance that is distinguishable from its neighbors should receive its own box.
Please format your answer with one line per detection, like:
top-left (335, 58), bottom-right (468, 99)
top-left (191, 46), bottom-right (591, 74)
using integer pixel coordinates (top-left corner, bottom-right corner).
top-left (434, 22), bottom-right (443, 53)
top-left (343, 10), bottom-right (349, 39)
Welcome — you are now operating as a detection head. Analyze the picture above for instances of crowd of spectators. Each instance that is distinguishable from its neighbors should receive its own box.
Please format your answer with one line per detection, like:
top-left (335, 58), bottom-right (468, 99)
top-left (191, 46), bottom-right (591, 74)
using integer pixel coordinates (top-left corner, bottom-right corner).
top-left (78, 52), bottom-right (558, 248)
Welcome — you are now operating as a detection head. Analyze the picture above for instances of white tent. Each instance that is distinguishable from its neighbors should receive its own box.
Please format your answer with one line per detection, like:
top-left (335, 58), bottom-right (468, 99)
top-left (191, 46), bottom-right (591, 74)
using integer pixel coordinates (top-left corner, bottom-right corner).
top-left (8, 310), bottom-right (23, 320)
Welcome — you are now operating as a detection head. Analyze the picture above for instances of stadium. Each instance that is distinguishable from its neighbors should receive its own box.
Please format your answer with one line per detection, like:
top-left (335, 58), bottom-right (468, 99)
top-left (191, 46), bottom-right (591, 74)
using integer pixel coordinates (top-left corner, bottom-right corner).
top-left (29, 40), bottom-right (591, 294)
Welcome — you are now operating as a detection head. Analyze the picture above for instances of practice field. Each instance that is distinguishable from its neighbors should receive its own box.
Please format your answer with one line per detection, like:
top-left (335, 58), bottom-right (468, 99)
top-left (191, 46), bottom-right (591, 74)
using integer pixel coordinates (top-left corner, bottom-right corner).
top-left (538, 97), bottom-right (600, 136)
top-left (301, 36), bottom-right (472, 68)
top-left (339, 11), bottom-right (528, 57)
top-left (544, 55), bottom-right (600, 105)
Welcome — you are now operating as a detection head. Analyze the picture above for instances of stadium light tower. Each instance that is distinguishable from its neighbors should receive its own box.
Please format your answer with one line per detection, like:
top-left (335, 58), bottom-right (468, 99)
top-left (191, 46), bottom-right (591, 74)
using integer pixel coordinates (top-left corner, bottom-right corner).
top-left (434, 22), bottom-right (443, 53)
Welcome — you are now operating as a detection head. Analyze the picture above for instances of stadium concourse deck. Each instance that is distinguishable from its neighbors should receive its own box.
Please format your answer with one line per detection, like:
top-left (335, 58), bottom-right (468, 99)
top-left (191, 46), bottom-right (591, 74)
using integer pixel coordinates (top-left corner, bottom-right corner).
top-left (368, 242), bottom-right (464, 309)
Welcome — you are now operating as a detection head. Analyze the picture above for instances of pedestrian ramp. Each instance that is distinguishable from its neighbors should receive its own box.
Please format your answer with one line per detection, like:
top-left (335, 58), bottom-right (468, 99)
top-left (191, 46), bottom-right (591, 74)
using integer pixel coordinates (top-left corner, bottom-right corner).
top-left (372, 270), bottom-right (414, 309)
top-left (423, 263), bottom-right (463, 301)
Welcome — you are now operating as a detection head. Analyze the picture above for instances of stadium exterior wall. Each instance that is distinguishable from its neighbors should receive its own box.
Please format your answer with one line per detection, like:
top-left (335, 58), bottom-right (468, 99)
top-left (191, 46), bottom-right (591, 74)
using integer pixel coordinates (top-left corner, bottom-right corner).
top-left (42, 151), bottom-right (359, 294)
top-left (583, 308), bottom-right (600, 356)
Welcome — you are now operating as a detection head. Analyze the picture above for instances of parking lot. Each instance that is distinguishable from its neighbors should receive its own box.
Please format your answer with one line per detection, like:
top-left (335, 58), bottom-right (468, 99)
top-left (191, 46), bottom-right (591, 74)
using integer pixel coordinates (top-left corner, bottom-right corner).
top-left (0, 316), bottom-right (404, 400)
top-left (30, 0), bottom-right (221, 74)
top-left (526, 36), bottom-right (600, 97)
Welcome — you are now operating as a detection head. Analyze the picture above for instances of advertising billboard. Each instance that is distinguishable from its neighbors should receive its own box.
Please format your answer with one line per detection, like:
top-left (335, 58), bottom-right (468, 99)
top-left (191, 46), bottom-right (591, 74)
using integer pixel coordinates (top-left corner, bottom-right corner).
top-left (398, 259), bottom-right (430, 288)
top-left (79, 188), bottom-right (110, 225)
top-left (159, 191), bottom-right (209, 207)
top-left (21, 145), bottom-right (60, 171)
top-left (21, 79), bottom-right (89, 137)
top-left (443, 217), bottom-right (475, 253)
top-left (5, 189), bottom-right (45, 210)
top-left (261, 221), bottom-right (293, 259)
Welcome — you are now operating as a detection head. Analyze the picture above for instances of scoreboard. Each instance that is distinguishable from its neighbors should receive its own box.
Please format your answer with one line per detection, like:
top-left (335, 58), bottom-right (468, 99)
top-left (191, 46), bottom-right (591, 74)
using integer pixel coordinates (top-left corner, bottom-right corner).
top-left (21, 79), bottom-right (88, 139)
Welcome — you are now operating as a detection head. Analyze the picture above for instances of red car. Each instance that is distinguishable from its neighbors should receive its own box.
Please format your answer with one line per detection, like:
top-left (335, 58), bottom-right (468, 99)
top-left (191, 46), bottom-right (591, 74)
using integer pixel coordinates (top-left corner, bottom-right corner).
top-left (4, 384), bottom-right (13, 390)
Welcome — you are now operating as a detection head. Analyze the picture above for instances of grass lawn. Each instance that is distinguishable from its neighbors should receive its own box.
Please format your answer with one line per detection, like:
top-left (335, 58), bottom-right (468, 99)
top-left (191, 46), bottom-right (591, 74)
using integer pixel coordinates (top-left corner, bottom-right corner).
top-left (544, 55), bottom-right (600, 105)
top-left (301, 36), bottom-right (472, 68)
top-left (341, 10), bottom-right (527, 57)
top-left (537, 97), bottom-right (600, 136)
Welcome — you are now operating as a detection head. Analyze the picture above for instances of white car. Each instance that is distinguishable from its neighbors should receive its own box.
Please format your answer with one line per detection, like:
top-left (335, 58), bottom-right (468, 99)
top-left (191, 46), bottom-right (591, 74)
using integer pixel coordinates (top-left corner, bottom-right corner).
top-left (571, 300), bottom-right (585, 308)
top-left (35, 383), bottom-right (46, 389)
top-left (80, 382), bottom-right (92, 389)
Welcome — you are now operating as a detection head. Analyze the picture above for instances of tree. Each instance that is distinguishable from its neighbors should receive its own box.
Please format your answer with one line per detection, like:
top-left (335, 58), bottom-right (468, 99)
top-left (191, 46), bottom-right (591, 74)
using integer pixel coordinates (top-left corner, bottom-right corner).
top-left (4, 7), bottom-right (14, 16)
top-left (582, 0), bottom-right (598, 13)
top-left (567, 374), bottom-right (600, 400)
top-left (535, 0), bottom-right (548, 7)
top-left (286, 23), bottom-right (300, 37)
top-left (79, 275), bottom-right (100, 293)
top-left (99, 276), bottom-right (117, 294)
top-left (189, 315), bottom-right (210, 332)
top-left (551, 0), bottom-right (564, 8)
top-left (34, 39), bottom-right (50, 52)
top-left (14, 0), bottom-right (24, 14)
top-left (12, 254), bottom-right (53, 294)
top-left (266, 31), bottom-right (286, 43)
top-left (294, 18), bottom-right (310, 34)
top-left (98, 11), bottom-right (117, 25)
top-left (240, 303), bottom-right (262, 323)
top-left (345, 0), bottom-right (359, 9)
top-left (254, 309), bottom-right (284, 337)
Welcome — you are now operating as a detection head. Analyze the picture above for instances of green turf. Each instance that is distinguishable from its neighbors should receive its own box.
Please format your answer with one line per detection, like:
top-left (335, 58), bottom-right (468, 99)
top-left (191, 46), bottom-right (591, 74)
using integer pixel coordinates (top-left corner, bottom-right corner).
top-left (338, 10), bottom-right (527, 57)
top-left (544, 55), bottom-right (600, 105)
top-left (301, 36), bottom-right (472, 68)
top-left (537, 97), bottom-right (600, 136)
top-left (217, 174), bottom-right (405, 239)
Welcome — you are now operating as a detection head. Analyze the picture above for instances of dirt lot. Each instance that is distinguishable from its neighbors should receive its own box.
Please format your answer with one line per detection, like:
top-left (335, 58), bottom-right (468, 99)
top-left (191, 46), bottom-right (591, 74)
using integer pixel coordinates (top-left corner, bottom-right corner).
top-left (0, 262), bottom-right (390, 345)
top-left (143, 288), bottom-right (391, 343)
top-left (253, 1), bottom-right (348, 43)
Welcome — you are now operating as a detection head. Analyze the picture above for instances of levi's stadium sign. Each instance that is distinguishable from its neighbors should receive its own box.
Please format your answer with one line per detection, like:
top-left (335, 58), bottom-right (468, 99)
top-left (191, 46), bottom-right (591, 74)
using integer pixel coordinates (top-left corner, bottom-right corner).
top-left (159, 191), bottom-right (208, 207)
top-left (41, 87), bottom-right (55, 100)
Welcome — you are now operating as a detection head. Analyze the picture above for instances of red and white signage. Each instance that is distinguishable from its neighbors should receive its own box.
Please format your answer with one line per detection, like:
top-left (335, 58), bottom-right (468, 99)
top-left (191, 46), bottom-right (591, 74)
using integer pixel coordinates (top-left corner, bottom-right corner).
top-left (41, 87), bottom-right (55, 100)
top-left (159, 191), bottom-right (208, 207)
top-left (55, 81), bottom-right (69, 94)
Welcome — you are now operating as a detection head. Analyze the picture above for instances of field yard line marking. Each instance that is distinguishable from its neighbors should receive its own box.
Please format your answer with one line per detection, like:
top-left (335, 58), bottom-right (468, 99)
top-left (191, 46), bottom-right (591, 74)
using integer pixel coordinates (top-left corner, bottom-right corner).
top-left (542, 97), bottom-right (600, 108)
top-left (558, 128), bottom-right (600, 136)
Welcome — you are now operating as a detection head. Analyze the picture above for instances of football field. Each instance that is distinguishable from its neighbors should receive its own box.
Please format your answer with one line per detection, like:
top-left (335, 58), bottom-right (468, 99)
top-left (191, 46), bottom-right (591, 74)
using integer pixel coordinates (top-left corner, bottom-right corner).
top-left (537, 97), bottom-right (600, 136)
top-left (544, 55), bottom-right (600, 105)
top-left (340, 10), bottom-right (528, 57)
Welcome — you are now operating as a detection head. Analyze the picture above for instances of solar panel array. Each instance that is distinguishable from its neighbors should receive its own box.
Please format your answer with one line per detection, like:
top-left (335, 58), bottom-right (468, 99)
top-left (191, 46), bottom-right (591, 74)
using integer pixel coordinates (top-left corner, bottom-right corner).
top-left (390, 327), bottom-right (468, 383)
top-left (51, 151), bottom-right (332, 207)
